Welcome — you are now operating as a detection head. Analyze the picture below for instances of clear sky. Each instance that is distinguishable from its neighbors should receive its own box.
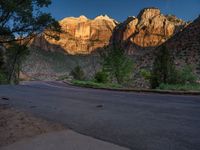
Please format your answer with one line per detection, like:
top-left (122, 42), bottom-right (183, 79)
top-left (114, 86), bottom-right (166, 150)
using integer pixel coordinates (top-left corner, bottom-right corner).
top-left (44, 0), bottom-right (200, 22)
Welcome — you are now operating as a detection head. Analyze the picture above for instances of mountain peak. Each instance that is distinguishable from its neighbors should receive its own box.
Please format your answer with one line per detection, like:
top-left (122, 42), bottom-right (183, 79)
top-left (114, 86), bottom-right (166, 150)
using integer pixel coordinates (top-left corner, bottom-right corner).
top-left (60, 15), bottom-right (88, 23)
top-left (78, 15), bottom-right (88, 20)
top-left (94, 15), bottom-right (112, 20)
top-left (138, 7), bottom-right (161, 20)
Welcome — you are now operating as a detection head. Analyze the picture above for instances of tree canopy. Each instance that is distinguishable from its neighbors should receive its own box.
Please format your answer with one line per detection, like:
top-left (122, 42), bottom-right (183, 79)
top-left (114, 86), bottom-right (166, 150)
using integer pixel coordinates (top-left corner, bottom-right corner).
top-left (0, 0), bottom-right (61, 44)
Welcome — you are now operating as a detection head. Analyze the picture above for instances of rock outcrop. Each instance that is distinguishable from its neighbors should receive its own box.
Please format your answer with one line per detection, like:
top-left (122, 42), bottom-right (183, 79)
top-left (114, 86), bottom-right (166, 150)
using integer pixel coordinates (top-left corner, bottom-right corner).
top-left (32, 15), bottom-right (118, 55)
top-left (135, 16), bottom-right (200, 75)
top-left (31, 7), bottom-right (186, 55)
top-left (112, 7), bottom-right (186, 54)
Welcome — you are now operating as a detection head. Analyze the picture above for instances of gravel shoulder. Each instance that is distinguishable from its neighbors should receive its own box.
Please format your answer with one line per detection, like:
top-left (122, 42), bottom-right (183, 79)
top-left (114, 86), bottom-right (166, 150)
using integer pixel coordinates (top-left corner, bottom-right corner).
top-left (0, 105), bottom-right (65, 147)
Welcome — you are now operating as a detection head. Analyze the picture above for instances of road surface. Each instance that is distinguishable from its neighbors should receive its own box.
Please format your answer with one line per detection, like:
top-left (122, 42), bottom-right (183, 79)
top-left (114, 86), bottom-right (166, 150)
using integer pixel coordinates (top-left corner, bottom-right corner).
top-left (0, 81), bottom-right (200, 150)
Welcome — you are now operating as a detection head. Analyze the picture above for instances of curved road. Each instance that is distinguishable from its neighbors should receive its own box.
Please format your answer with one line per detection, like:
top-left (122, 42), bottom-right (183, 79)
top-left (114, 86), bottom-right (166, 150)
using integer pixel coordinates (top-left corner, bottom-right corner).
top-left (0, 81), bottom-right (200, 150)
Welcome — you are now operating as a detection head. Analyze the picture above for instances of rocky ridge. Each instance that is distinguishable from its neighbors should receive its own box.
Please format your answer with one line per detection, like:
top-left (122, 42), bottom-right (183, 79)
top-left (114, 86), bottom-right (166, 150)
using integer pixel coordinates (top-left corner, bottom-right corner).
top-left (135, 16), bottom-right (200, 75)
top-left (31, 7), bottom-right (186, 55)
top-left (112, 7), bottom-right (186, 54)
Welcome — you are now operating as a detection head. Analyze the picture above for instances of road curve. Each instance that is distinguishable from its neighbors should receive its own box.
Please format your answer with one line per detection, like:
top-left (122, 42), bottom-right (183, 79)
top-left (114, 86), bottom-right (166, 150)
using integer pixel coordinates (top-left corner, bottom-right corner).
top-left (0, 81), bottom-right (200, 150)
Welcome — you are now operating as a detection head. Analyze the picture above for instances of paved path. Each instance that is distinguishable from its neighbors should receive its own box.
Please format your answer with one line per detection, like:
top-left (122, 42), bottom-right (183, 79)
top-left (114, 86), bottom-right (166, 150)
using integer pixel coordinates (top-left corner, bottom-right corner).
top-left (0, 81), bottom-right (200, 150)
top-left (0, 130), bottom-right (129, 150)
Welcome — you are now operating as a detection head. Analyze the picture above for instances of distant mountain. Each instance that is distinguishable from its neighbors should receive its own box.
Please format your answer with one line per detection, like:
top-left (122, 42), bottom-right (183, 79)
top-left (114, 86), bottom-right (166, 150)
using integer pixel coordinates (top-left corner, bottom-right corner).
top-left (31, 7), bottom-right (186, 55)
top-left (31, 15), bottom-right (117, 55)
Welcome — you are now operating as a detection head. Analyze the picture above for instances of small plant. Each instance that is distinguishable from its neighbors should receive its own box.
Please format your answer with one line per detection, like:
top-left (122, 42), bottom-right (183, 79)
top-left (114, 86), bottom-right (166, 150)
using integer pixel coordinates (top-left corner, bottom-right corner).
top-left (70, 65), bottom-right (85, 80)
top-left (140, 69), bottom-right (151, 80)
top-left (94, 71), bottom-right (109, 83)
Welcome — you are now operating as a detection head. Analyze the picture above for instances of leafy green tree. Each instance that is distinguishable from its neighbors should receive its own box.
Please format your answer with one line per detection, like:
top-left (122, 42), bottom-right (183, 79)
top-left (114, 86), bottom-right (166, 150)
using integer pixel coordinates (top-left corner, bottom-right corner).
top-left (70, 65), bottom-right (85, 80)
top-left (150, 46), bottom-right (176, 88)
top-left (0, 0), bottom-right (61, 44)
top-left (102, 45), bottom-right (134, 84)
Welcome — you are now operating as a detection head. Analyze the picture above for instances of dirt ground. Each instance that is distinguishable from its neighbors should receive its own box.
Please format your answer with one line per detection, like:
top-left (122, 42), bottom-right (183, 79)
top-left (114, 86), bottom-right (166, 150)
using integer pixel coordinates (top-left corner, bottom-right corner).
top-left (0, 104), bottom-right (65, 147)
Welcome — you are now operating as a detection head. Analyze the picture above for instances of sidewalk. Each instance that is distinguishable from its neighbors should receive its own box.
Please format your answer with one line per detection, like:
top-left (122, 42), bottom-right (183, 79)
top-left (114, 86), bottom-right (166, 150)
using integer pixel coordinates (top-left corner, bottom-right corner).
top-left (0, 130), bottom-right (130, 150)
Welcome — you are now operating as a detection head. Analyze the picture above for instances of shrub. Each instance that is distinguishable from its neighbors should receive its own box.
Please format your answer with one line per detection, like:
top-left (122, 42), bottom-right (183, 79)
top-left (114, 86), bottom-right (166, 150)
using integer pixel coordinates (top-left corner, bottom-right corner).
top-left (140, 69), bottom-right (151, 80)
top-left (176, 65), bottom-right (197, 84)
top-left (94, 71), bottom-right (109, 83)
top-left (70, 65), bottom-right (85, 80)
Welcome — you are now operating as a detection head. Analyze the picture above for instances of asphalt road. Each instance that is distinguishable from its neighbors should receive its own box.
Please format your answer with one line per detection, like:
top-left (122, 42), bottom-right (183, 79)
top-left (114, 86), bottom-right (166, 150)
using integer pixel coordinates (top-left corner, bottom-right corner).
top-left (0, 81), bottom-right (200, 150)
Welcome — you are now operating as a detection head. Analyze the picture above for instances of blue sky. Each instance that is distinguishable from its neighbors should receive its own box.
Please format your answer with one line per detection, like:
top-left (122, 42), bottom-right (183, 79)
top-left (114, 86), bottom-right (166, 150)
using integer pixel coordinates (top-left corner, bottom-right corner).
top-left (44, 0), bottom-right (200, 22)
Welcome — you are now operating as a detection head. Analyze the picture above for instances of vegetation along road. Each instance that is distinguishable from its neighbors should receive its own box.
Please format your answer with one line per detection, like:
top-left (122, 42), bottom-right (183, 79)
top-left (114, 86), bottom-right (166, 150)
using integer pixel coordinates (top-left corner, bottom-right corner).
top-left (0, 81), bottom-right (200, 150)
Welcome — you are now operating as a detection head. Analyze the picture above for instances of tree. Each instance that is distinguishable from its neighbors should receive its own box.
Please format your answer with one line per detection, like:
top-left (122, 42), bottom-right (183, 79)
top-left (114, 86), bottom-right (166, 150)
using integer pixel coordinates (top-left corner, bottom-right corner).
top-left (5, 43), bottom-right (29, 84)
top-left (102, 45), bottom-right (134, 84)
top-left (0, 0), bottom-right (61, 44)
top-left (0, 46), bottom-right (7, 83)
top-left (0, 0), bottom-right (61, 84)
top-left (150, 46), bottom-right (176, 88)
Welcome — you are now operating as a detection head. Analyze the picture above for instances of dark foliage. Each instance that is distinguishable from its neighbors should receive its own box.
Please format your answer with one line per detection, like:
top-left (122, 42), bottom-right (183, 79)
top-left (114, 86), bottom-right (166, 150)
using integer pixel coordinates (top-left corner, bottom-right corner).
top-left (70, 65), bottom-right (85, 80)
top-left (150, 46), bottom-right (176, 88)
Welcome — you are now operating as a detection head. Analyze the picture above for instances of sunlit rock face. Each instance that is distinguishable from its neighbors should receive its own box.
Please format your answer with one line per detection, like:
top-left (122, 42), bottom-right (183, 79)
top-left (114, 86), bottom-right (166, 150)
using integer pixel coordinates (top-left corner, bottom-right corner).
top-left (133, 16), bottom-right (200, 78)
top-left (32, 15), bottom-right (118, 55)
top-left (112, 7), bottom-right (186, 53)
top-left (31, 7), bottom-right (186, 55)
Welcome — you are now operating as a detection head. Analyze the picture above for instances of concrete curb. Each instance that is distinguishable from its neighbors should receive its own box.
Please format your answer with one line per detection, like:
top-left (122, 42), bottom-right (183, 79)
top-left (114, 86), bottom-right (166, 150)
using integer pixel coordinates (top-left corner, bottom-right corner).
top-left (63, 81), bottom-right (200, 96)
top-left (0, 130), bottom-right (130, 150)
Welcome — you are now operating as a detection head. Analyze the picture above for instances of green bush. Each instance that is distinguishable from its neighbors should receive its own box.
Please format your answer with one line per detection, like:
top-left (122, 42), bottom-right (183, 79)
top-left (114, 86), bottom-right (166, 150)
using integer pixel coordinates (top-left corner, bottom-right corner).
top-left (70, 65), bottom-right (85, 80)
top-left (140, 69), bottom-right (151, 80)
top-left (176, 65), bottom-right (197, 84)
top-left (94, 71), bottom-right (109, 83)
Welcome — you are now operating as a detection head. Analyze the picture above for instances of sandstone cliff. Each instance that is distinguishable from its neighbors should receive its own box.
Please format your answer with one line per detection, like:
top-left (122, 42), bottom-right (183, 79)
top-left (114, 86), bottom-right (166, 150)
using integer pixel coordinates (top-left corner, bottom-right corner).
top-left (32, 15), bottom-right (118, 55)
top-left (31, 7), bottom-right (186, 55)
top-left (112, 7), bottom-right (186, 54)
top-left (136, 16), bottom-right (200, 74)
